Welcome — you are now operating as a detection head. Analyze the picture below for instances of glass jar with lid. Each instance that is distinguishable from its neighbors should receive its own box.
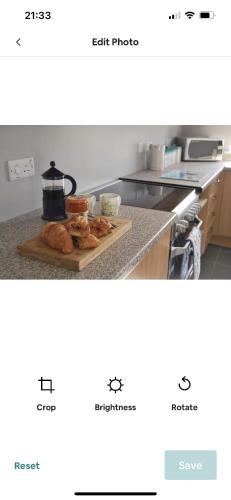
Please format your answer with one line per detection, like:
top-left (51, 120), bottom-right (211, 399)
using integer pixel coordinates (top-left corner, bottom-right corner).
top-left (66, 195), bottom-right (89, 220)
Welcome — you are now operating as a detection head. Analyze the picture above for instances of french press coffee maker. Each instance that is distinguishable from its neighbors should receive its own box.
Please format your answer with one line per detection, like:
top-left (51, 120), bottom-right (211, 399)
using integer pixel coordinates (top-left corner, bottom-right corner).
top-left (42, 161), bottom-right (77, 220)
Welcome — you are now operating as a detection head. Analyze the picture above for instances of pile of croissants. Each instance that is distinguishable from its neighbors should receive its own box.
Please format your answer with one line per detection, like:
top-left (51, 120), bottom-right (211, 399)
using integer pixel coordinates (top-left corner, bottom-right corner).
top-left (41, 216), bottom-right (113, 254)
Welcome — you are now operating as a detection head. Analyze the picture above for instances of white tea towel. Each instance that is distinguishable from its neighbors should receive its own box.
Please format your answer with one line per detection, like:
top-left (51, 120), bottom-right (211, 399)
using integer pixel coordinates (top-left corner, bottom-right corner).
top-left (186, 225), bottom-right (201, 279)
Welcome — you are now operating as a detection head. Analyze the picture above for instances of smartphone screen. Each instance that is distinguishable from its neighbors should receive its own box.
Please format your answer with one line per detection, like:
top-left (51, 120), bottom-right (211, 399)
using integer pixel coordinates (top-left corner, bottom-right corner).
top-left (0, 1), bottom-right (230, 499)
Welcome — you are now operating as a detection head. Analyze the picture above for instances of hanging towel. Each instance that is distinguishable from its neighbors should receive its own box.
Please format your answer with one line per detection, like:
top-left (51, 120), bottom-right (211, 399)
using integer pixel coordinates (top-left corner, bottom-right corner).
top-left (179, 242), bottom-right (193, 280)
top-left (186, 225), bottom-right (201, 279)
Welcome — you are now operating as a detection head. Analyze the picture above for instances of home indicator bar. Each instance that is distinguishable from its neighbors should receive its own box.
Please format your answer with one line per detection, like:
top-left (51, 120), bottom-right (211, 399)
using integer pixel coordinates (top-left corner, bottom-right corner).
top-left (74, 493), bottom-right (157, 496)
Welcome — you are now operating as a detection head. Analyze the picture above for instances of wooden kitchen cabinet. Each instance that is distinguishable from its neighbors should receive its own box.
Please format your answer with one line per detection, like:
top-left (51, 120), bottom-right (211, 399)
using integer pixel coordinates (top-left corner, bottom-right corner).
top-left (199, 172), bottom-right (224, 254)
top-left (126, 228), bottom-right (171, 279)
top-left (213, 170), bottom-right (231, 240)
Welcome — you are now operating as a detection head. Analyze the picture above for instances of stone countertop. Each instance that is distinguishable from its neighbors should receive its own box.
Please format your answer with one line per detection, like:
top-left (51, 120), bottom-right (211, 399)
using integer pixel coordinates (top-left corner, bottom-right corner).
top-left (0, 206), bottom-right (176, 280)
top-left (120, 161), bottom-right (225, 192)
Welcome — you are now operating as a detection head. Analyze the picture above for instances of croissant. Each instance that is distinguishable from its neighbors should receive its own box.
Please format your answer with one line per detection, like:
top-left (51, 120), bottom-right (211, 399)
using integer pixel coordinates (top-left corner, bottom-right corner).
top-left (89, 217), bottom-right (112, 238)
top-left (64, 215), bottom-right (90, 237)
top-left (78, 234), bottom-right (100, 249)
top-left (42, 222), bottom-right (74, 254)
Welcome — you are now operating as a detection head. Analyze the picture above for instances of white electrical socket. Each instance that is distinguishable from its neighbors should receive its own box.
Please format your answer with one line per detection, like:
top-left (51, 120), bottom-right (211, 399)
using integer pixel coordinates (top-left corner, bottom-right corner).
top-left (8, 157), bottom-right (35, 181)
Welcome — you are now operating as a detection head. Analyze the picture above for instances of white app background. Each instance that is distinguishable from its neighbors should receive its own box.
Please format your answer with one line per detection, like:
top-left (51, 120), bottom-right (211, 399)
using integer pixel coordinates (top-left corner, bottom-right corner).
top-left (0, 281), bottom-right (229, 499)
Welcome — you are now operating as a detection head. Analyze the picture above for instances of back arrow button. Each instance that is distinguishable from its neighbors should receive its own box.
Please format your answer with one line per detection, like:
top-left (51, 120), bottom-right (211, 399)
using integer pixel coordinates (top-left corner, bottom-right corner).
top-left (16, 38), bottom-right (21, 46)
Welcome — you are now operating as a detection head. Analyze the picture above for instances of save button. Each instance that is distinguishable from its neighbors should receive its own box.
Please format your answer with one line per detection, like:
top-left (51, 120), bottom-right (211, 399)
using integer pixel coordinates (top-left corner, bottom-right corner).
top-left (165, 451), bottom-right (217, 480)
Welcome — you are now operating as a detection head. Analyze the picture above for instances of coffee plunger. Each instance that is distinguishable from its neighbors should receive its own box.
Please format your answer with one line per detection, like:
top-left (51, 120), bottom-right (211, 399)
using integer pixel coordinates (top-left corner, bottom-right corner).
top-left (42, 161), bottom-right (77, 220)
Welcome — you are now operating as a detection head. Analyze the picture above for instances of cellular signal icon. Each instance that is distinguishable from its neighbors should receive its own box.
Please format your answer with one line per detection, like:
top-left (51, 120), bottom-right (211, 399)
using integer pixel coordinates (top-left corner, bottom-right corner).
top-left (169, 12), bottom-right (181, 19)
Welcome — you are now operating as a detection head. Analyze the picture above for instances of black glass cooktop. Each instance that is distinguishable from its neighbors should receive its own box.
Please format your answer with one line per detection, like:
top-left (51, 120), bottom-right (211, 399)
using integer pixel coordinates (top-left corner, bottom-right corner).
top-left (92, 180), bottom-right (193, 212)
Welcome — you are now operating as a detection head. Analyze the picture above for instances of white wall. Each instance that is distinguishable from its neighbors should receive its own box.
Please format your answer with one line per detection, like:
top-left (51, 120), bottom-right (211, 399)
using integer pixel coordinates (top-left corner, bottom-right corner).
top-left (0, 125), bottom-right (180, 221)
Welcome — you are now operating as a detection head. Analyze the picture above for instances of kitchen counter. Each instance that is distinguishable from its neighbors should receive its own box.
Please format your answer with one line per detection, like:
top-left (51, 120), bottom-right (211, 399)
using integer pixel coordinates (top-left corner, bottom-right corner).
top-left (0, 206), bottom-right (176, 280)
top-left (121, 161), bottom-right (225, 192)
top-left (224, 161), bottom-right (231, 170)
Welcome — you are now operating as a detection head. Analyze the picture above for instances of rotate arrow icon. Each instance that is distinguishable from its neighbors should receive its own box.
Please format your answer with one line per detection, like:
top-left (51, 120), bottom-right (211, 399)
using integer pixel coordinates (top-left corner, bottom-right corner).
top-left (178, 376), bottom-right (191, 391)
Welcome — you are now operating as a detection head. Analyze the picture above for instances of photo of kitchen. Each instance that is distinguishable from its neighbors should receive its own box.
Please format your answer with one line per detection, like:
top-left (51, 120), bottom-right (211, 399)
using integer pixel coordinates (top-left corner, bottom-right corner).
top-left (0, 125), bottom-right (231, 280)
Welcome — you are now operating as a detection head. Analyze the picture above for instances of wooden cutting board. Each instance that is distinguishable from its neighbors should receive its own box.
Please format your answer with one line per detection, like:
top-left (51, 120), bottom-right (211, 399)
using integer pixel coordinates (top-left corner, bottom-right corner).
top-left (17, 217), bottom-right (132, 271)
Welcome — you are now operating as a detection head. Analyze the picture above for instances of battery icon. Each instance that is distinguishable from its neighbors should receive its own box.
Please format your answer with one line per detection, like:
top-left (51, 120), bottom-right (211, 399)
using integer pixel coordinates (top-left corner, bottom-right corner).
top-left (199, 11), bottom-right (215, 19)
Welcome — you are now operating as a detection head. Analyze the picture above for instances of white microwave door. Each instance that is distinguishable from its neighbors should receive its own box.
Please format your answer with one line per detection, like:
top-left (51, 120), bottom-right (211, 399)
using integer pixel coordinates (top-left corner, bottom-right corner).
top-left (188, 140), bottom-right (220, 159)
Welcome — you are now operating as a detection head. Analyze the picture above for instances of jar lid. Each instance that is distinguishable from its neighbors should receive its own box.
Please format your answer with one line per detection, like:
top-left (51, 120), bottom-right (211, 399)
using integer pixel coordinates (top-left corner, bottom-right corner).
top-left (66, 195), bottom-right (89, 213)
top-left (42, 161), bottom-right (64, 180)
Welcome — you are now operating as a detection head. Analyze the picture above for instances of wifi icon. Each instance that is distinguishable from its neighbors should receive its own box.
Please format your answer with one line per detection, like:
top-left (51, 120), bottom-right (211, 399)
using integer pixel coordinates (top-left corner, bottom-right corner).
top-left (185, 11), bottom-right (195, 19)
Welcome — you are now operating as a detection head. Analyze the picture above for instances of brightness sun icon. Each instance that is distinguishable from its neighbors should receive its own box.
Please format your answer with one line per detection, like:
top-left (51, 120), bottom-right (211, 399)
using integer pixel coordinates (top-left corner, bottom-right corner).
top-left (107, 377), bottom-right (124, 393)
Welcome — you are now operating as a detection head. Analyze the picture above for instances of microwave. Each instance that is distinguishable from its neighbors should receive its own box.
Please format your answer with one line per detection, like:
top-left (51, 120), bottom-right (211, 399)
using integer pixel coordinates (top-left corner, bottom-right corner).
top-left (177, 137), bottom-right (224, 161)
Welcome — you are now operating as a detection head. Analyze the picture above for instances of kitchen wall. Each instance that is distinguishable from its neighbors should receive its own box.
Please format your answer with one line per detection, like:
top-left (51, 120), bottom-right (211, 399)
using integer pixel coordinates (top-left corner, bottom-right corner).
top-left (0, 125), bottom-right (181, 221)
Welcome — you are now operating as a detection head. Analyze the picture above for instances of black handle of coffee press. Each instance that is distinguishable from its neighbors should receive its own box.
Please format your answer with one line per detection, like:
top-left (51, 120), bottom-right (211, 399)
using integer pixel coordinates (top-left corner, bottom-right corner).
top-left (64, 175), bottom-right (77, 197)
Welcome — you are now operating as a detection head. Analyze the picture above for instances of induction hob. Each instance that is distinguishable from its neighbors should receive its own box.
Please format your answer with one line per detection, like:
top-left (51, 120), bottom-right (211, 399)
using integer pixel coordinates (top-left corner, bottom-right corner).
top-left (92, 180), bottom-right (198, 218)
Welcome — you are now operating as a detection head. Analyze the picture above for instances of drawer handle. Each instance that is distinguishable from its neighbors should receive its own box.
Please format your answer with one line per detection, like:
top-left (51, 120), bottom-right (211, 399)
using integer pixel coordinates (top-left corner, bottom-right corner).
top-left (215, 179), bottom-right (221, 184)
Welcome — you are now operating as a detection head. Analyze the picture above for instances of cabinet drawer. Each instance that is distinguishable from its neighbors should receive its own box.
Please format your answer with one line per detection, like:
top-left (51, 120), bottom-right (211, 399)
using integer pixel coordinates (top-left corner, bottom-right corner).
top-left (207, 194), bottom-right (218, 217)
top-left (208, 175), bottom-right (223, 197)
top-left (207, 212), bottom-right (216, 233)
top-left (215, 170), bottom-right (231, 238)
top-left (199, 172), bottom-right (224, 245)
top-left (126, 228), bottom-right (171, 279)
top-left (207, 225), bottom-right (214, 242)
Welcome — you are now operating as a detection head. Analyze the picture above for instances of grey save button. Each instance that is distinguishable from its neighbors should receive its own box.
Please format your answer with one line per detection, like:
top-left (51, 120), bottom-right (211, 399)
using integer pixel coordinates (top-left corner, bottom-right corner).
top-left (165, 451), bottom-right (217, 480)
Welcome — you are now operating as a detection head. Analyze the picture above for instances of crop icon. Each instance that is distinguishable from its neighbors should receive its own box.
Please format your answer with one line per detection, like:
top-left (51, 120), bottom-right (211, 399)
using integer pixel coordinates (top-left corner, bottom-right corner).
top-left (185, 11), bottom-right (195, 19)
top-left (107, 377), bottom-right (124, 393)
top-left (38, 377), bottom-right (55, 393)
